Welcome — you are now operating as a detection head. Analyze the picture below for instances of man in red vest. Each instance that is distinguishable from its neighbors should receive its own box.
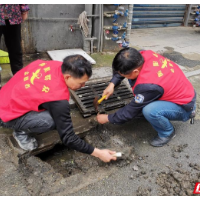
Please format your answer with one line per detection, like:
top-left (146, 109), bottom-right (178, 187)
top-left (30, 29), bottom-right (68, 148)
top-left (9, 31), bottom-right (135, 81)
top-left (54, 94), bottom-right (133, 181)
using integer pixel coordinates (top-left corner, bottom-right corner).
top-left (0, 55), bottom-right (117, 163)
top-left (97, 48), bottom-right (196, 147)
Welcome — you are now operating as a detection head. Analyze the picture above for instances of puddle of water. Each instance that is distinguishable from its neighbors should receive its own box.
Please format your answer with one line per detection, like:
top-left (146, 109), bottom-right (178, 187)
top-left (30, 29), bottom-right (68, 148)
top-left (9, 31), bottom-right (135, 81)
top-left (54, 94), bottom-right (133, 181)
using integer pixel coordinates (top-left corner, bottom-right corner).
top-left (163, 47), bottom-right (200, 68)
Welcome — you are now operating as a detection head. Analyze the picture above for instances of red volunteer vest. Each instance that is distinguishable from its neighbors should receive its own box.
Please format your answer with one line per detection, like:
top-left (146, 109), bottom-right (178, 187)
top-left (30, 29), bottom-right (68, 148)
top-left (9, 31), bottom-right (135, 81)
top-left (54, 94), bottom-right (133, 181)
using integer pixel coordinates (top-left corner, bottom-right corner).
top-left (0, 60), bottom-right (70, 122)
top-left (132, 50), bottom-right (194, 105)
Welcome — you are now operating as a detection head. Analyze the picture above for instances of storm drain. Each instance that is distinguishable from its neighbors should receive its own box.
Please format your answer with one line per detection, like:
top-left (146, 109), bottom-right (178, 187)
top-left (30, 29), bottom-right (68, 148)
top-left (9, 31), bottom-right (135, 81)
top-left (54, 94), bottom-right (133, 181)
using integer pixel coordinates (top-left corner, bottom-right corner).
top-left (70, 77), bottom-right (133, 117)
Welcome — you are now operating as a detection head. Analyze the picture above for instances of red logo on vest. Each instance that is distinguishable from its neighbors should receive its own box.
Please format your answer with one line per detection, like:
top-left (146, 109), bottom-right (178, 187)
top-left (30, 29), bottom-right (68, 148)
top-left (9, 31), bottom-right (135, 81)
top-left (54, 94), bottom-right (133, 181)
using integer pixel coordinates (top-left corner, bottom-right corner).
top-left (193, 182), bottom-right (200, 194)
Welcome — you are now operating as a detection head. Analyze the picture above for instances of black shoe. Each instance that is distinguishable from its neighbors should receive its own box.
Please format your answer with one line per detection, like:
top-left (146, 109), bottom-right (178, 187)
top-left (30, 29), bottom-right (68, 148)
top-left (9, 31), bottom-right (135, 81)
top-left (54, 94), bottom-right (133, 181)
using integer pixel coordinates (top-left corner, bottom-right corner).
top-left (150, 129), bottom-right (176, 147)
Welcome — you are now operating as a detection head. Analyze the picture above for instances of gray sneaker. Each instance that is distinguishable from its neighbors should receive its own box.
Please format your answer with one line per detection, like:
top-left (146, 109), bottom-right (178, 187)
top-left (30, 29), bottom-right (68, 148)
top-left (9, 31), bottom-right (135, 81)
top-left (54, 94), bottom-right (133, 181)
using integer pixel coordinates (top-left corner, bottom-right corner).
top-left (13, 131), bottom-right (38, 151)
top-left (150, 129), bottom-right (176, 147)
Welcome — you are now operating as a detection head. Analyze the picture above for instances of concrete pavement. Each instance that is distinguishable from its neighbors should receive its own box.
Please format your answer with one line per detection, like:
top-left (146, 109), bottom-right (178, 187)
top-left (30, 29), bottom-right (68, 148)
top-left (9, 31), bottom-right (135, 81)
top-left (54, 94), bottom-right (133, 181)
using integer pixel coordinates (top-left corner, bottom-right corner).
top-left (0, 26), bottom-right (200, 196)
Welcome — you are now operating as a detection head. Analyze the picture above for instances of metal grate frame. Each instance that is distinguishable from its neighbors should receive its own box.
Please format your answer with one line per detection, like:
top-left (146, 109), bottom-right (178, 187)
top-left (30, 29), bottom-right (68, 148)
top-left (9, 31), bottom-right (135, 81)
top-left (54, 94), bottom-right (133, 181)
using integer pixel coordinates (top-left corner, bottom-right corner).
top-left (70, 77), bottom-right (133, 117)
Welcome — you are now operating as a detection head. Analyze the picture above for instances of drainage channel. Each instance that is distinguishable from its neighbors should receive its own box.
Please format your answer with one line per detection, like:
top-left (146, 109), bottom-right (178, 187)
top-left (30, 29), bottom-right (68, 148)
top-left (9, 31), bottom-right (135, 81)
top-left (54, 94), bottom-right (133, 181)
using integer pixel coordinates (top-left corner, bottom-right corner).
top-left (37, 124), bottom-right (136, 178)
top-left (35, 78), bottom-right (135, 178)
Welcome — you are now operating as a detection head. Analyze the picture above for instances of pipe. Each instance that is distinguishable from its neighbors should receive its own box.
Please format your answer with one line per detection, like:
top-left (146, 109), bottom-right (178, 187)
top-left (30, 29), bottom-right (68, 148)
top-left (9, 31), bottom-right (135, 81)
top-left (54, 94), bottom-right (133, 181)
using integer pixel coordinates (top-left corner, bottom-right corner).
top-left (184, 4), bottom-right (192, 27)
top-left (100, 4), bottom-right (104, 52)
top-left (126, 4), bottom-right (133, 43)
top-left (97, 4), bottom-right (101, 52)
top-left (104, 11), bottom-right (115, 17)
top-left (28, 17), bottom-right (78, 21)
top-left (83, 4), bottom-right (93, 53)
top-left (104, 13), bottom-right (114, 17)
top-left (85, 5), bottom-right (93, 38)
top-left (103, 29), bottom-right (122, 40)
top-left (104, 26), bottom-right (127, 30)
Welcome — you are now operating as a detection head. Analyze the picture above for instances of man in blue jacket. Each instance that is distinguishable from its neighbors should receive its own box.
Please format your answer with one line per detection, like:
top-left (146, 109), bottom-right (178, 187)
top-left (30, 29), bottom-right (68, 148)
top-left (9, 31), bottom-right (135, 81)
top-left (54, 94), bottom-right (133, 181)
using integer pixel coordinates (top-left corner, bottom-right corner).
top-left (97, 48), bottom-right (196, 147)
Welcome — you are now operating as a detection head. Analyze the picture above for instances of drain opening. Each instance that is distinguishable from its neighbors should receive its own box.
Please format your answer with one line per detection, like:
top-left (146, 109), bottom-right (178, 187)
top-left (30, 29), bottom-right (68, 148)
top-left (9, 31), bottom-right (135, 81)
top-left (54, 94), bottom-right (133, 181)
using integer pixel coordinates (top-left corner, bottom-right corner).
top-left (70, 77), bottom-right (133, 117)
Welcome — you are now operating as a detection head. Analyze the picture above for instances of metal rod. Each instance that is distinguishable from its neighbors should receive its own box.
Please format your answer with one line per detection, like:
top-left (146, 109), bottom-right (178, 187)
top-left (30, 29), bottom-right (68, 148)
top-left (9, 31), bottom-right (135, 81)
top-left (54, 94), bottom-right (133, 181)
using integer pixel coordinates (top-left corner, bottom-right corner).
top-left (28, 17), bottom-right (78, 21)
top-left (126, 4), bottom-right (134, 43)
top-left (84, 4), bottom-right (93, 54)
top-left (87, 15), bottom-right (99, 17)
top-left (184, 4), bottom-right (192, 26)
top-left (104, 26), bottom-right (127, 30)
top-left (100, 4), bottom-right (104, 52)
top-left (97, 4), bottom-right (101, 52)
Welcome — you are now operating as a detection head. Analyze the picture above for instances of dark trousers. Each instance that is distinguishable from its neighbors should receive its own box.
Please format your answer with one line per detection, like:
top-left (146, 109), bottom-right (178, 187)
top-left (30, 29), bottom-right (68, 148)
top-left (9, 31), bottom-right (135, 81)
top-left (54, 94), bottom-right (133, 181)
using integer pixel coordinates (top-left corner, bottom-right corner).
top-left (0, 110), bottom-right (56, 134)
top-left (0, 20), bottom-right (23, 75)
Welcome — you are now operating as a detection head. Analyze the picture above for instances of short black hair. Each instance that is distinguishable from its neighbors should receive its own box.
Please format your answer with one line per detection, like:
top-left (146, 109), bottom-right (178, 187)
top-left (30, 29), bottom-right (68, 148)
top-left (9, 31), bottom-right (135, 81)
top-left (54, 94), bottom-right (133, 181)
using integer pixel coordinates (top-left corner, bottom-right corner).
top-left (112, 47), bottom-right (144, 75)
top-left (61, 55), bottom-right (92, 78)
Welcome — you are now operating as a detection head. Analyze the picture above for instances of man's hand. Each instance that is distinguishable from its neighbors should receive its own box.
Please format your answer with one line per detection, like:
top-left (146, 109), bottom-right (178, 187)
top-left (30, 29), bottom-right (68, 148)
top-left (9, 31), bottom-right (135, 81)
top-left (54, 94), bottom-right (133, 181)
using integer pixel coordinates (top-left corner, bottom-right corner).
top-left (21, 12), bottom-right (28, 22)
top-left (97, 114), bottom-right (109, 124)
top-left (91, 148), bottom-right (117, 162)
top-left (102, 82), bottom-right (115, 99)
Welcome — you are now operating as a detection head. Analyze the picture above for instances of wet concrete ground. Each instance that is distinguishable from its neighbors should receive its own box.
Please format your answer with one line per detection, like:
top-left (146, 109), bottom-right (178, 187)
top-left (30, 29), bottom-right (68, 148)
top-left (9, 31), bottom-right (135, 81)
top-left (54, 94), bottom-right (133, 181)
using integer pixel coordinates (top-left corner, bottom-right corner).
top-left (0, 27), bottom-right (200, 196)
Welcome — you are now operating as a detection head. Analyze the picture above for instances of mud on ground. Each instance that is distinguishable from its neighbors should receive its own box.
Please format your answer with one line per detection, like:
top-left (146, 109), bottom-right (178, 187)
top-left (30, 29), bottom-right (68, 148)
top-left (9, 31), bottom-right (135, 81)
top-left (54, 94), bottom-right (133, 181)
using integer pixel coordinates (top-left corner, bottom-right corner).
top-left (0, 48), bottom-right (200, 195)
top-left (38, 124), bottom-right (136, 178)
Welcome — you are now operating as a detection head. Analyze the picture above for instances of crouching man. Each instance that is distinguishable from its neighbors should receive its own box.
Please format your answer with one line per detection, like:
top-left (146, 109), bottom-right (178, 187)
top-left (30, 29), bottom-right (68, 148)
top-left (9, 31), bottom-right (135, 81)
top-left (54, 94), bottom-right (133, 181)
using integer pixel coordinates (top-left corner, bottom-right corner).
top-left (97, 48), bottom-right (196, 147)
top-left (0, 55), bottom-right (117, 163)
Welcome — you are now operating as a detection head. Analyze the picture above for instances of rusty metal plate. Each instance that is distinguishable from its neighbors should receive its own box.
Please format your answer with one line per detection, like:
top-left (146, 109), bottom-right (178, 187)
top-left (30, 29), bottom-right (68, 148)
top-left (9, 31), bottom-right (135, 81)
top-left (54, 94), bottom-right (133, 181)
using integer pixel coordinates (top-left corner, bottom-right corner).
top-left (70, 77), bottom-right (133, 117)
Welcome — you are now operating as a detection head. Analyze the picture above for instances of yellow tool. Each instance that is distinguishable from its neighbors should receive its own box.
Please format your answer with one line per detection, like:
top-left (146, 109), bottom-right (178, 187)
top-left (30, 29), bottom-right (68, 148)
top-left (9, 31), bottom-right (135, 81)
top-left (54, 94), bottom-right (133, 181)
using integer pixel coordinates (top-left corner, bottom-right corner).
top-left (93, 95), bottom-right (107, 113)
top-left (97, 95), bottom-right (107, 104)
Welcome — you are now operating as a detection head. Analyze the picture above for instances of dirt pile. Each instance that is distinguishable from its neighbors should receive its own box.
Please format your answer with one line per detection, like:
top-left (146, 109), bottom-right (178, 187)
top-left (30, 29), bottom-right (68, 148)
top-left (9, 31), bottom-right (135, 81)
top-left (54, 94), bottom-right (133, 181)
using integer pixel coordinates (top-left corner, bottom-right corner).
top-left (156, 168), bottom-right (200, 196)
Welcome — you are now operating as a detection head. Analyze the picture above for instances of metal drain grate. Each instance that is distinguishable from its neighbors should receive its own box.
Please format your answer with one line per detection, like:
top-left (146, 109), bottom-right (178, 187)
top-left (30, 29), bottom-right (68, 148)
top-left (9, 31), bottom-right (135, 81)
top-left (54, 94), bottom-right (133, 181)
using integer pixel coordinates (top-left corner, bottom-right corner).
top-left (70, 77), bottom-right (133, 117)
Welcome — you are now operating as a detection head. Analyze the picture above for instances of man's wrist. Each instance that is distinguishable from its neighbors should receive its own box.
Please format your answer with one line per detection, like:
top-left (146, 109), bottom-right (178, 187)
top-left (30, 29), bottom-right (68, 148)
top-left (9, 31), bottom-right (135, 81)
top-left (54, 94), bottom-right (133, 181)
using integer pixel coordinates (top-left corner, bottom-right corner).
top-left (91, 148), bottom-right (100, 158)
top-left (109, 82), bottom-right (115, 88)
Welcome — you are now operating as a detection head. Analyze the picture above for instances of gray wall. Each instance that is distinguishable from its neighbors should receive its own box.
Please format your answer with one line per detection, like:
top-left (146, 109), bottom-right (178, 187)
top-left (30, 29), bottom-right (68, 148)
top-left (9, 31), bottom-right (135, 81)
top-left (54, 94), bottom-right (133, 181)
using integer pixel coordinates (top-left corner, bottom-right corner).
top-left (1, 4), bottom-right (194, 54)
top-left (21, 4), bottom-right (85, 53)
top-left (23, 4), bottom-right (129, 53)
top-left (1, 4), bottom-right (129, 54)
